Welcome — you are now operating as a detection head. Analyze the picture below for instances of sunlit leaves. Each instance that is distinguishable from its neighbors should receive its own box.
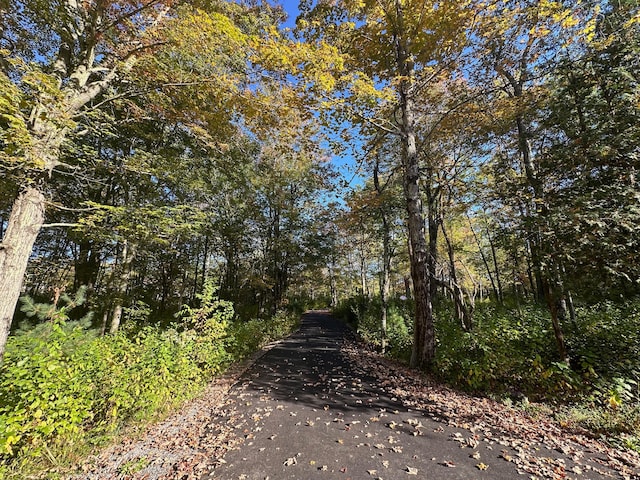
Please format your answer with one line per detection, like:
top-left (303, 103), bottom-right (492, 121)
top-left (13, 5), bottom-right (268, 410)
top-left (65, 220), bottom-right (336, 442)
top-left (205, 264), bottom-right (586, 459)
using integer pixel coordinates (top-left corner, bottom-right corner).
top-left (0, 69), bottom-right (30, 166)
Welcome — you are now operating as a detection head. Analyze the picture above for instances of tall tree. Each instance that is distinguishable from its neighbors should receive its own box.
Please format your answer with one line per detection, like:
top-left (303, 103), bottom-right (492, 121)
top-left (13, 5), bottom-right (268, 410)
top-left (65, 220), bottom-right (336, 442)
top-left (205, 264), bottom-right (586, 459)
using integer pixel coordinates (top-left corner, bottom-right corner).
top-left (0, 0), bottom-right (306, 356)
top-left (298, 0), bottom-right (474, 368)
top-left (540, 0), bottom-right (640, 298)
top-left (475, 0), bottom-right (588, 362)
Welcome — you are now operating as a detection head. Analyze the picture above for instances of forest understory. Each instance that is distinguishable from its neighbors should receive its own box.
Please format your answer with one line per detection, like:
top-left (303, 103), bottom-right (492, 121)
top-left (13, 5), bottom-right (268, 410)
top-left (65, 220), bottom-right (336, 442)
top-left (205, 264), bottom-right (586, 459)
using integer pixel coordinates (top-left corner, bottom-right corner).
top-left (1, 0), bottom-right (639, 478)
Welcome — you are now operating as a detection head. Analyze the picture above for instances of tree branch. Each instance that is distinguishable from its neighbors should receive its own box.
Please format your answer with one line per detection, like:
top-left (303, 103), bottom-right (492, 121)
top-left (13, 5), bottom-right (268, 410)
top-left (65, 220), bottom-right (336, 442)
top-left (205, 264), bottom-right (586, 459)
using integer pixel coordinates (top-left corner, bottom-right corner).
top-left (42, 223), bottom-right (81, 228)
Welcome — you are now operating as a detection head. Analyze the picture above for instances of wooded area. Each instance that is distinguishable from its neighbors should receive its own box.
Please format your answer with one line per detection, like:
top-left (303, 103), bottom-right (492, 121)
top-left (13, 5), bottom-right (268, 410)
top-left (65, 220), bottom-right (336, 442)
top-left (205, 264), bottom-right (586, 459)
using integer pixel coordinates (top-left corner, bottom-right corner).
top-left (0, 0), bottom-right (639, 475)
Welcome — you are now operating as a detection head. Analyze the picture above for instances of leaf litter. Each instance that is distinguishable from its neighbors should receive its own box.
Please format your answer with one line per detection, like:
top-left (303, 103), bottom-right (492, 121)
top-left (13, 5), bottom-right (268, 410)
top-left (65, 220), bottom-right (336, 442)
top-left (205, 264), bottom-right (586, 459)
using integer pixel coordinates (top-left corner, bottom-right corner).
top-left (342, 341), bottom-right (640, 480)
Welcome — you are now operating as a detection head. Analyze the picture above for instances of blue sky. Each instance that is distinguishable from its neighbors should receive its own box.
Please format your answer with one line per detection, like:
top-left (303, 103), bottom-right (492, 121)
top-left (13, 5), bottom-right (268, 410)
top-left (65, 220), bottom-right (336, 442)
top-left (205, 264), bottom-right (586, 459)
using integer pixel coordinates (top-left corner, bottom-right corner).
top-left (278, 0), bottom-right (301, 29)
top-left (274, 0), bottom-right (367, 192)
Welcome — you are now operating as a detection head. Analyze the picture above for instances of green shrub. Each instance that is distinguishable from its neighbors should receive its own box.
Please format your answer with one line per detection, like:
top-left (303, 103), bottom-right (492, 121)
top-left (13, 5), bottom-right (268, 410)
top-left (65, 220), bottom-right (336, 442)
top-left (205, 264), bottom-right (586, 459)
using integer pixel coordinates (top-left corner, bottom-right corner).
top-left (334, 295), bottom-right (413, 359)
top-left (227, 310), bottom-right (300, 359)
top-left (0, 319), bottom-right (95, 458)
top-left (0, 283), bottom-right (299, 476)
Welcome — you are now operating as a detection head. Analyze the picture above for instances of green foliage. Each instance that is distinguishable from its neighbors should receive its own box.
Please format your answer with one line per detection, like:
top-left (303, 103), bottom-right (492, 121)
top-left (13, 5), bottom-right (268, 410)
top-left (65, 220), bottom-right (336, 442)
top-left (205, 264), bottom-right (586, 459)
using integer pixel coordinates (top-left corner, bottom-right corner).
top-left (434, 302), bottom-right (564, 394)
top-left (227, 310), bottom-right (300, 360)
top-left (0, 318), bottom-right (95, 459)
top-left (342, 294), bottom-right (640, 443)
top-left (333, 295), bottom-right (413, 360)
top-left (176, 280), bottom-right (234, 374)
top-left (0, 286), bottom-right (298, 475)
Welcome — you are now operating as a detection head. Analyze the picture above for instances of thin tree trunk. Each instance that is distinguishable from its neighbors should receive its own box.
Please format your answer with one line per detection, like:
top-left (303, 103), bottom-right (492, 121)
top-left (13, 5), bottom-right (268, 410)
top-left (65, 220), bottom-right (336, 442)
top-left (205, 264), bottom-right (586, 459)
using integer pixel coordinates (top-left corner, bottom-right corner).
top-left (109, 240), bottom-right (137, 334)
top-left (467, 214), bottom-right (500, 303)
top-left (441, 219), bottom-right (473, 331)
top-left (542, 279), bottom-right (570, 363)
top-left (100, 309), bottom-right (110, 336)
top-left (485, 224), bottom-right (504, 303)
top-left (358, 230), bottom-right (369, 297)
top-left (329, 258), bottom-right (338, 307)
top-left (426, 183), bottom-right (439, 304)
top-left (516, 109), bottom-right (569, 360)
top-left (201, 235), bottom-right (209, 292)
top-left (0, 186), bottom-right (46, 359)
top-left (523, 240), bottom-right (536, 298)
top-left (374, 160), bottom-right (391, 354)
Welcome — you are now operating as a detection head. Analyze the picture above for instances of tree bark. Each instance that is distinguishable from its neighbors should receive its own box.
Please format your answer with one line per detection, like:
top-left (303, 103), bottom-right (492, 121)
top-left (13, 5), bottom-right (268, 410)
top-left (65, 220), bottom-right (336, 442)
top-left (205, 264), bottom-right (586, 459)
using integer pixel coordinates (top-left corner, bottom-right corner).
top-left (426, 180), bottom-right (440, 304)
top-left (0, 186), bottom-right (46, 358)
top-left (394, 0), bottom-right (435, 369)
top-left (485, 222), bottom-right (504, 303)
top-left (109, 240), bottom-right (137, 334)
top-left (441, 219), bottom-right (473, 331)
top-left (374, 160), bottom-right (391, 354)
top-left (358, 229), bottom-right (369, 297)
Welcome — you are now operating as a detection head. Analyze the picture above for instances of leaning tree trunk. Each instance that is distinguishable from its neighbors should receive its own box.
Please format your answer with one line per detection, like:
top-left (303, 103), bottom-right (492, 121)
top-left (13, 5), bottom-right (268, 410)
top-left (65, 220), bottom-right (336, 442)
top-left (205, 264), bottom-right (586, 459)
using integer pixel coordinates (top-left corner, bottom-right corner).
top-left (0, 186), bottom-right (46, 358)
top-left (441, 219), bottom-right (473, 331)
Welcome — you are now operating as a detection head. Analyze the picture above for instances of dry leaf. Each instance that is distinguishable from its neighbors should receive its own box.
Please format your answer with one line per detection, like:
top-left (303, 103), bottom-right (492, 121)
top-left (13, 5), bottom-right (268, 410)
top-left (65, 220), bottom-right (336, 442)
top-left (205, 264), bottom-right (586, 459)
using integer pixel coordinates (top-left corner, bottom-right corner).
top-left (406, 466), bottom-right (418, 475)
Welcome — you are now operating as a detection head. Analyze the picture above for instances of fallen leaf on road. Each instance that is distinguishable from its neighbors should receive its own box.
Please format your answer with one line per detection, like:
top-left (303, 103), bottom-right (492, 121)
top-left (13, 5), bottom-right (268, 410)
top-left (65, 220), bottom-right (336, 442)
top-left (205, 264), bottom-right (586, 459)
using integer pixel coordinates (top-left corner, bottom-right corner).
top-left (406, 466), bottom-right (418, 475)
top-left (283, 457), bottom-right (297, 466)
top-left (476, 462), bottom-right (489, 470)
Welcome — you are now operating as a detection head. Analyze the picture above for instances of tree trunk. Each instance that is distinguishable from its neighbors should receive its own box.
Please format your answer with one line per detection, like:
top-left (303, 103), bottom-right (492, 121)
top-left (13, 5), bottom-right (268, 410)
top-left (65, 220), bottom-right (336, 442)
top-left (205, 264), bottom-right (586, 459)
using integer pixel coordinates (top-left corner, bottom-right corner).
top-left (426, 182), bottom-right (439, 304)
top-left (542, 279), bottom-right (570, 363)
top-left (374, 161), bottom-right (391, 354)
top-left (329, 258), bottom-right (338, 307)
top-left (394, 2), bottom-right (434, 369)
top-left (485, 224), bottom-right (504, 303)
top-left (109, 240), bottom-right (137, 334)
top-left (516, 111), bottom-right (569, 361)
top-left (467, 214), bottom-right (500, 303)
top-left (441, 219), bottom-right (473, 331)
top-left (358, 230), bottom-right (369, 297)
top-left (0, 186), bottom-right (46, 358)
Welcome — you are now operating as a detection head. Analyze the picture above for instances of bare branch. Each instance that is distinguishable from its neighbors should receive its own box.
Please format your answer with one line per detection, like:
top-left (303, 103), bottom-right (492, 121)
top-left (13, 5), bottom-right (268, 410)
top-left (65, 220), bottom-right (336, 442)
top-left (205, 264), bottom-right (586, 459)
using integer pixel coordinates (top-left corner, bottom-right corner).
top-left (42, 223), bottom-right (81, 228)
top-left (45, 202), bottom-right (100, 212)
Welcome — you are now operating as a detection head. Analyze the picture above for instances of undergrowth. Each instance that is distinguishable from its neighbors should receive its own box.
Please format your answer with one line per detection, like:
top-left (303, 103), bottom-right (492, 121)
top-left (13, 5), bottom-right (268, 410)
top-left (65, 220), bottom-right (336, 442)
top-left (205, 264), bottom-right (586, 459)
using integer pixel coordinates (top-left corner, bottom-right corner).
top-left (0, 282), bottom-right (299, 479)
top-left (334, 294), bottom-right (640, 450)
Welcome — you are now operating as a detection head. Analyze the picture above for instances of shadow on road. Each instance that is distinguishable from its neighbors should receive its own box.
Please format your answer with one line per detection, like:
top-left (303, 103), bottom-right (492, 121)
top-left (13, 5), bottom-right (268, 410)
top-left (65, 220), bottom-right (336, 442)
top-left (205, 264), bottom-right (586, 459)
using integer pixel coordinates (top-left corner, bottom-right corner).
top-left (206, 311), bottom-right (520, 480)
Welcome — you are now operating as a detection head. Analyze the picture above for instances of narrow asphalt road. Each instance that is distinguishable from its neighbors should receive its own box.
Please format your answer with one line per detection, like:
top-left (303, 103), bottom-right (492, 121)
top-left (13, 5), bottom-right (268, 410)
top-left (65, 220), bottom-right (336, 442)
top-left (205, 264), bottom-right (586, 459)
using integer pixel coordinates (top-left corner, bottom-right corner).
top-left (204, 311), bottom-right (522, 480)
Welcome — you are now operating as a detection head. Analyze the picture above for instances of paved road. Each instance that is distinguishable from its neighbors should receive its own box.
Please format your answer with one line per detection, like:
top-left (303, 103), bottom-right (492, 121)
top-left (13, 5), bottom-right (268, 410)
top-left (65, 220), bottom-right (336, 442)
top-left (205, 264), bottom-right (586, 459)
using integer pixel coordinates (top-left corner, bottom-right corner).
top-left (204, 311), bottom-right (522, 480)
